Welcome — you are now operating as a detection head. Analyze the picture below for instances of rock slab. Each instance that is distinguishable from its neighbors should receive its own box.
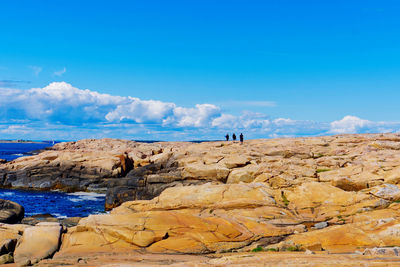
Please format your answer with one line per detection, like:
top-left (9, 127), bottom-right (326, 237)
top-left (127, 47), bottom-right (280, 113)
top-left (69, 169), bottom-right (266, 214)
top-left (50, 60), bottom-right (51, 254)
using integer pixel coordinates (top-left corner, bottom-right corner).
top-left (14, 222), bottom-right (62, 265)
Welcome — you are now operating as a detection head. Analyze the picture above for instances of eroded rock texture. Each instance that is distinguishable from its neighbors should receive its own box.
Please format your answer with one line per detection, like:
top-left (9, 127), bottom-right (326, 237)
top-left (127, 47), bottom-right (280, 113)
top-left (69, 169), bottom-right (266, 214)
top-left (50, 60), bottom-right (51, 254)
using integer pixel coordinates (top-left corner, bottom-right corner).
top-left (3, 134), bottom-right (400, 263)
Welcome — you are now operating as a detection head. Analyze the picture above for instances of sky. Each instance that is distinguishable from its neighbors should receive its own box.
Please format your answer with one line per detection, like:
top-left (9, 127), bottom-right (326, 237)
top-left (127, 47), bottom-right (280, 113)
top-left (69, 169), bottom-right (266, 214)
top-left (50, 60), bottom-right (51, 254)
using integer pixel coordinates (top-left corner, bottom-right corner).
top-left (1, 0), bottom-right (400, 141)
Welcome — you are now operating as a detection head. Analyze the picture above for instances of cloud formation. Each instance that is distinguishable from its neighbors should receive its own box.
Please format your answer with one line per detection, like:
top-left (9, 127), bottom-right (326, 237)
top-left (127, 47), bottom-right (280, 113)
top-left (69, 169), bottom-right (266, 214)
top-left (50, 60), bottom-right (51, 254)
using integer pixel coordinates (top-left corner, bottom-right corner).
top-left (0, 82), bottom-right (400, 140)
top-left (54, 67), bottom-right (66, 76)
top-left (329, 116), bottom-right (400, 134)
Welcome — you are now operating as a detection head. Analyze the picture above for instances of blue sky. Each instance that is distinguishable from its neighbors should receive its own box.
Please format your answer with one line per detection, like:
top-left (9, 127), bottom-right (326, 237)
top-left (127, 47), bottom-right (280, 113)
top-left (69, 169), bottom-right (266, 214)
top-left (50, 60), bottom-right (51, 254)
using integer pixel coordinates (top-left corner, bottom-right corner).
top-left (1, 0), bottom-right (400, 140)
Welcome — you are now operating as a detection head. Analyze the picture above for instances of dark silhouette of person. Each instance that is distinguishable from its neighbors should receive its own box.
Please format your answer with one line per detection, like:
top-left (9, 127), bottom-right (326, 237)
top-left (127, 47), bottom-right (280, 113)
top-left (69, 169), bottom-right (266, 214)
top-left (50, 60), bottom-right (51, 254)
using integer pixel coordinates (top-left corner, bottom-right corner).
top-left (232, 133), bottom-right (236, 141)
top-left (225, 134), bottom-right (229, 141)
top-left (240, 133), bottom-right (244, 144)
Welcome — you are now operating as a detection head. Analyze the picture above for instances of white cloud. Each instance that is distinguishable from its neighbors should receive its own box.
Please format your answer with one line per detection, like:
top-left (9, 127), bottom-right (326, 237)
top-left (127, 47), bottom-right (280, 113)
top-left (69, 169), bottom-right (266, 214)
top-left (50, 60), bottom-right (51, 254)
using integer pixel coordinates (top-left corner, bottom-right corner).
top-left (211, 112), bottom-right (328, 137)
top-left (1, 82), bottom-right (400, 140)
top-left (212, 112), bottom-right (271, 129)
top-left (0, 82), bottom-right (127, 124)
top-left (105, 99), bottom-right (175, 123)
top-left (0, 125), bottom-right (31, 135)
top-left (172, 104), bottom-right (221, 127)
top-left (29, 66), bottom-right (42, 76)
top-left (0, 82), bottom-right (221, 128)
top-left (54, 67), bottom-right (66, 76)
top-left (330, 116), bottom-right (370, 134)
top-left (211, 114), bottom-right (237, 128)
top-left (329, 115), bottom-right (400, 135)
top-left (272, 118), bottom-right (296, 125)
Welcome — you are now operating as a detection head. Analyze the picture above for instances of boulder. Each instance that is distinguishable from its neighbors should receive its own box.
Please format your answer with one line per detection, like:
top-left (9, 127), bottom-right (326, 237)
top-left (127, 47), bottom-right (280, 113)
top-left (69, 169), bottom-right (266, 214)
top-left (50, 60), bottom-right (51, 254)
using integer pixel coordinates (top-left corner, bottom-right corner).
top-left (367, 184), bottom-right (400, 201)
top-left (14, 222), bottom-right (63, 265)
top-left (221, 155), bottom-right (251, 169)
top-left (0, 199), bottom-right (24, 224)
top-left (226, 164), bottom-right (260, 183)
top-left (313, 222), bottom-right (328, 230)
top-left (181, 163), bottom-right (230, 182)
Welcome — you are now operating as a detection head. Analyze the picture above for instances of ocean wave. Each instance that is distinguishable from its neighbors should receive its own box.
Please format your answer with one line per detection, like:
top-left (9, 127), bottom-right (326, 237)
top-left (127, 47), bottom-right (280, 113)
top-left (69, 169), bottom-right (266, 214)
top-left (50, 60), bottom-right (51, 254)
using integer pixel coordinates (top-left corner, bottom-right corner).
top-left (67, 192), bottom-right (105, 202)
top-left (0, 188), bottom-right (105, 218)
top-left (12, 153), bottom-right (24, 156)
top-left (52, 213), bottom-right (67, 219)
top-left (0, 192), bottom-right (15, 196)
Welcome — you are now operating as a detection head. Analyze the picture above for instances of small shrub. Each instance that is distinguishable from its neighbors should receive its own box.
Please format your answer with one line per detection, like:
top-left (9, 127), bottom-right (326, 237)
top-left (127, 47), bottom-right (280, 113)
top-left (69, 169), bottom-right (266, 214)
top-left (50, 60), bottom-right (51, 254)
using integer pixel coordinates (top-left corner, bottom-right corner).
top-left (251, 246), bottom-right (264, 252)
top-left (313, 153), bottom-right (324, 158)
top-left (316, 168), bottom-right (331, 173)
top-left (370, 143), bottom-right (383, 149)
top-left (281, 192), bottom-right (290, 207)
top-left (286, 245), bottom-right (301, 252)
top-left (266, 248), bottom-right (278, 252)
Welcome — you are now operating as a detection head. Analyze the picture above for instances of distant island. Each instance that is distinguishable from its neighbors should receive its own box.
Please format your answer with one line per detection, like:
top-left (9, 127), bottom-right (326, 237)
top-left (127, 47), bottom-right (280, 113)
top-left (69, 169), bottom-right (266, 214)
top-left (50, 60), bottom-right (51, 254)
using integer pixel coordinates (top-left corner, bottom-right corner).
top-left (0, 140), bottom-right (54, 144)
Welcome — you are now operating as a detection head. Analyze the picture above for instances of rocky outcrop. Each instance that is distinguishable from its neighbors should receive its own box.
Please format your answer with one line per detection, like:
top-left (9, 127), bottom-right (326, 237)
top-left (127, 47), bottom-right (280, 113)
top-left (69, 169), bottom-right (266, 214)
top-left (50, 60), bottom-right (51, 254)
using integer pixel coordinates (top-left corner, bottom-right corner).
top-left (274, 203), bottom-right (400, 253)
top-left (4, 134), bottom-right (400, 211)
top-left (0, 139), bottom-right (138, 192)
top-left (60, 183), bottom-right (303, 255)
top-left (59, 180), bottom-right (400, 256)
top-left (0, 199), bottom-right (24, 224)
top-left (3, 134), bottom-right (400, 264)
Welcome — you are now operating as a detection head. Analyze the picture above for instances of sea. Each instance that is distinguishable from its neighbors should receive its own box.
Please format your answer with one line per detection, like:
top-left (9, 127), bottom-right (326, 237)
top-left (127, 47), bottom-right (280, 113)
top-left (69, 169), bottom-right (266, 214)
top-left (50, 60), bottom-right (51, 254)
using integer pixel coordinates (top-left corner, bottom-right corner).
top-left (0, 142), bottom-right (106, 218)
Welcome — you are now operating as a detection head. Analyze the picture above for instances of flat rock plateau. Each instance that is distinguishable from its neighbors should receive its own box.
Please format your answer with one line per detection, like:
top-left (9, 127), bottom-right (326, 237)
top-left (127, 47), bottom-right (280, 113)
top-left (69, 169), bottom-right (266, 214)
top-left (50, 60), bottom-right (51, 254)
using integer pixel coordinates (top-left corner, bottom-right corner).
top-left (2, 134), bottom-right (400, 265)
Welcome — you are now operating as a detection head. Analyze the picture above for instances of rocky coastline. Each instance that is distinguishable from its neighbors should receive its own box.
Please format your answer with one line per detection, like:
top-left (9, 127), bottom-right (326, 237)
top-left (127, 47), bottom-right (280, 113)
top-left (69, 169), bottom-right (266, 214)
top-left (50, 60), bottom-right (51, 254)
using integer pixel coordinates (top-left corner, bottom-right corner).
top-left (2, 134), bottom-right (400, 265)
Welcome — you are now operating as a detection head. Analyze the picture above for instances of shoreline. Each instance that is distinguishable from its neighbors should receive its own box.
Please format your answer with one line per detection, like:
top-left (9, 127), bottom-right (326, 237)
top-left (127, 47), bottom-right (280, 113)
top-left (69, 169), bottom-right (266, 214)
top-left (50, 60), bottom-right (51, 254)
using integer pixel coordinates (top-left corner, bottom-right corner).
top-left (0, 140), bottom-right (51, 144)
top-left (1, 134), bottom-right (400, 265)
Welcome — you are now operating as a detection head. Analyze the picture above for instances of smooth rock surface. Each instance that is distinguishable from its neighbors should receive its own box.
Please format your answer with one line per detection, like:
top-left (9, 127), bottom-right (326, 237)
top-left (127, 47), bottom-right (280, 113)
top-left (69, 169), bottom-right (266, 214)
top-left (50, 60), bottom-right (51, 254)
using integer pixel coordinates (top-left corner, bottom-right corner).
top-left (61, 183), bottom-right (300, 255)
top-left (0, 199), bottom-right (24, 224)
top-left (14, 222), bottom-right (62, 265)
top-left (4, 134), bottom-right (400, 264)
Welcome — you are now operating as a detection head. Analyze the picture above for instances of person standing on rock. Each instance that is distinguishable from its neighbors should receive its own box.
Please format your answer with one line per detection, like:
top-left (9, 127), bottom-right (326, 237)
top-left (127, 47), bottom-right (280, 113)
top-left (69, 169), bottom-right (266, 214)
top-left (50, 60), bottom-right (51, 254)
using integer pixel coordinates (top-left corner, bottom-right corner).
top-left (240, 133), bottom-right (244, 144)
top-left (225, 134), bottom-right (229, 141)
top-left (232, 133), bottom-right (236, 141)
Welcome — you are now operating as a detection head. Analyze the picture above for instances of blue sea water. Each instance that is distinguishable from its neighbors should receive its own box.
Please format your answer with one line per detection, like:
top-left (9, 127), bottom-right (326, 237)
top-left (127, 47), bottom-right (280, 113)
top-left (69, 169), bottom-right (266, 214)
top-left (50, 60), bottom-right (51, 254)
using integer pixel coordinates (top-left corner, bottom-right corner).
top-left (0, 189), bottom-right (106, 218)
top-left (0, 142), bottom-right (106, 218)
top-left (0, 142), bottom-right (54, 161)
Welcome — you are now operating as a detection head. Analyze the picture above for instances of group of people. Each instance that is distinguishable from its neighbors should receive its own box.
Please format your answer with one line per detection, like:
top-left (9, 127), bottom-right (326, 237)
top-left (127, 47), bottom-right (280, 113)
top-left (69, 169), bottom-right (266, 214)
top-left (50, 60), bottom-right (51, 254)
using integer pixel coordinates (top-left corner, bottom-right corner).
top-left (225, 133), bottom-right (244, 143)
